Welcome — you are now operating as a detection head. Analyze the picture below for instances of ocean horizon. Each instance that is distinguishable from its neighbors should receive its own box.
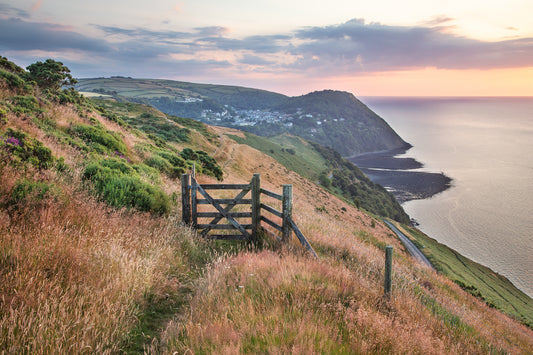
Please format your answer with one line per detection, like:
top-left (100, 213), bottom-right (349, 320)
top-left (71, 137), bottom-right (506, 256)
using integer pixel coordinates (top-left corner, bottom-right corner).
top-left (362, 96), bottom-right (533, 298)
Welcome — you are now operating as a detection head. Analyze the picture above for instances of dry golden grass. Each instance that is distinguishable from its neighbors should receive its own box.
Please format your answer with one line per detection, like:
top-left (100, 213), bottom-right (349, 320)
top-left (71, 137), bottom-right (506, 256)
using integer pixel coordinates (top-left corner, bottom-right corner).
top-left (0, 165), bottom-right (191, 353)
top-left (158, 248), bottom-right (533, 354)
top-left (155, 133), bottom-right (533, 354)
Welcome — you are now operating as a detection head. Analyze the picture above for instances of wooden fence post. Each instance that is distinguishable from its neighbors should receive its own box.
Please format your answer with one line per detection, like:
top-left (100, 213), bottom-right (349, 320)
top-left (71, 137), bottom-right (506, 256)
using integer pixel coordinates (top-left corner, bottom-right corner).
top-left (181, 174), bottom-right (190, 225)
top-left (282, 184), bottom-right (293, 242)
top-left (384, 246), bottom-right (393, 298)
top-left (251, 173), bottom-right (261, 242)
top-left (191, 177), bottom-right (198, 227)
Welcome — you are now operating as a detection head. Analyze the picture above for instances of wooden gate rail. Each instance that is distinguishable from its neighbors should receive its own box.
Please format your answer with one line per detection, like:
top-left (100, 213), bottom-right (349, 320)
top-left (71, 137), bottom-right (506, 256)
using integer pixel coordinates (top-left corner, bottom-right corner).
top-left (181, 173), bottom-right (318, 258)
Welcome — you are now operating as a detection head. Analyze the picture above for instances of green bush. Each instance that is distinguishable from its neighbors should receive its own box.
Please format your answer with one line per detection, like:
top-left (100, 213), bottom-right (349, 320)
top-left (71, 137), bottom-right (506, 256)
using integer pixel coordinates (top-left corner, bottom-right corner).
top-left (123, 113), bottom-right (191, 143)
top-left (157, 151), bottom-right (187, 168)
top-left (0, 69), bottom-right (27, 91)
top-left (180, 148), bottom-right (223, 180)
top-left (1, 128), bottom-right (54, 169)
top-left (11, 95), bottom-right (40, 115)
top-left (10, 179), bottom-right (56, 203)
top-left (52, 87), bottom-right (84, 105)
top-left (157, 151), bottom-right (188, 178)
top-left (83, 158), bottom-right (170, 215)
top-left (132, 163), bottom-right (160, 182)
top-left (144, 155), bottom-right (172, 174)
top-left (98, 157), bottom-right (135, 175)
top-left (4, 179), bottom-right (59, 211)
top-left (0, 105), bottom-right (8, 125)
top-left (70, 124), bottom-right (127, 155)
top-left (0, 56), bottom-right (26, 75)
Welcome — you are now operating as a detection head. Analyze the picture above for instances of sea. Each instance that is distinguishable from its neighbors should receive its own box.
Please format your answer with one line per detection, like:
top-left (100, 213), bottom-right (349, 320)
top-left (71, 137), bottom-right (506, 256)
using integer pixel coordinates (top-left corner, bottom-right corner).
top-left (361, 97), bottom-right (533, 298)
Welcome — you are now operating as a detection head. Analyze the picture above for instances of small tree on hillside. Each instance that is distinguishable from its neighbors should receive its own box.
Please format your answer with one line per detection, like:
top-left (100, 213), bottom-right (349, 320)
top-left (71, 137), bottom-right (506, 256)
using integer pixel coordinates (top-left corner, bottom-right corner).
top-left (26, 59), bottom-right (77, 91)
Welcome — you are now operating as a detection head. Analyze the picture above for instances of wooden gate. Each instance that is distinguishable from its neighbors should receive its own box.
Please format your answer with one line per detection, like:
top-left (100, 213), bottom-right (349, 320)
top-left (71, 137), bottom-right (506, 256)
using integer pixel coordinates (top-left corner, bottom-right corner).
top-left (181, 173), bottom-right (317, 258)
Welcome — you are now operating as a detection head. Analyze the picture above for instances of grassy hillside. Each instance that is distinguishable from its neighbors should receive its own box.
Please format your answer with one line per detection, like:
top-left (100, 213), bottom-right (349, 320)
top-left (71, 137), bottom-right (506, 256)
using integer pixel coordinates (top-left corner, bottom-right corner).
top-left (394, 222), bottom-right (533, 327)
top-left (228, 132), bottom-right (409, 223)
top-left (2, 57), bottom-right (533, 353)
top-left (76, 77), bottom-right (287, 109)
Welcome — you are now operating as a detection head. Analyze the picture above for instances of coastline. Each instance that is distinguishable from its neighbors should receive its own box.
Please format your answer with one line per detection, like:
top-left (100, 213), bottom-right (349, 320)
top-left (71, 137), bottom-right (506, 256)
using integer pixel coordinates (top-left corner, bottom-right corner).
top-left (349, 147), bottom-right (452, 203)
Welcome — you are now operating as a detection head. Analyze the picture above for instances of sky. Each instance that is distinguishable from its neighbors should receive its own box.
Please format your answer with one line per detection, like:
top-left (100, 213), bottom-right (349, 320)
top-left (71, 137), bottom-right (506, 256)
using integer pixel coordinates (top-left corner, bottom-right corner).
top-left (1, 0), bottom-right (533, 96)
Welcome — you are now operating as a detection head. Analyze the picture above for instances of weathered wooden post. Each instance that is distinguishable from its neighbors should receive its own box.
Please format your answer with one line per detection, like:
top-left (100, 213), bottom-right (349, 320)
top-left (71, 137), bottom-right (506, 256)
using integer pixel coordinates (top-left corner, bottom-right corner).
top-left (384, 246), bottom-right (393, 298)
top-left (191, 177), bottom-right (198, 227)
top-left (282, 184), bottom-right (293, 242)
top-left (251, 173), bottom-right (261, 242)
top-left (181, 174), bottom-right (190, 225)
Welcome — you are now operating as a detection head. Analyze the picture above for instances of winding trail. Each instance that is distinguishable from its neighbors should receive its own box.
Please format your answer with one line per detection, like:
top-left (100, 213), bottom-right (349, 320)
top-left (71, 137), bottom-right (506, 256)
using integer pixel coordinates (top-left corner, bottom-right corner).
top-left (383, 220), bottom-right (434, 270)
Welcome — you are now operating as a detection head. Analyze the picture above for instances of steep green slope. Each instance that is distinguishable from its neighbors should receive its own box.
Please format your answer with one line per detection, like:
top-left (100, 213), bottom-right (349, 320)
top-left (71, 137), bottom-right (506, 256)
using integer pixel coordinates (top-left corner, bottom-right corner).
top-left (397, 222), bottom-right (533, 328)
top-left (228, 132), bottom-right (410, 223)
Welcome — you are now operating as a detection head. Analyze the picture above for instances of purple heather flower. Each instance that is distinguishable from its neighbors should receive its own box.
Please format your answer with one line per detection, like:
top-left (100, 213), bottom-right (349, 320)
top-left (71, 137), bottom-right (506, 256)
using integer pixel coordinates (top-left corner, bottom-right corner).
top-left (114, 150), bottom-right (129, 162)
top-left (5, 137), bottom-right (21, 147)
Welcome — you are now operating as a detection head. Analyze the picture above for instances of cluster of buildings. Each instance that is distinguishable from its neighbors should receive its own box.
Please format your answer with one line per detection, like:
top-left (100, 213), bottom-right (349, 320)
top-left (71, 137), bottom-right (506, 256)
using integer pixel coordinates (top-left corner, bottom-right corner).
top-left (192, 101), bottom-right (349, 129)
top-left (199, 108), bottom-right (312, 127)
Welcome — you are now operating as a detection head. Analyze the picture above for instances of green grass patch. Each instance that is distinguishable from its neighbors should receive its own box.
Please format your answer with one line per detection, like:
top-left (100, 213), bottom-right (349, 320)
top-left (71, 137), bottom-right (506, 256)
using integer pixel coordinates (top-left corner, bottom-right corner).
top-left (228, 132), bottom-right (327, 180)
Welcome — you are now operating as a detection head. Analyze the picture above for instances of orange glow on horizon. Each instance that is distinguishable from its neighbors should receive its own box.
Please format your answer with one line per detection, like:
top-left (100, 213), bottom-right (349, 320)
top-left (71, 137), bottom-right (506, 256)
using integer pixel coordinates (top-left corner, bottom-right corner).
top-left (314, 67), bottom-right (533, 97)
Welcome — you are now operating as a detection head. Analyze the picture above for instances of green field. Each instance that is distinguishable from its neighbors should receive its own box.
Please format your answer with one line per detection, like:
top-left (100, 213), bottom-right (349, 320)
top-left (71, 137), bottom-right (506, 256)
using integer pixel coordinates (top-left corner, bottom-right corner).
top-left (398, 223), bottom-right (533, 327)
top-left (228, 132), bottom-right (327, 181)
top-left (76, 77), bottom-right (286, 108)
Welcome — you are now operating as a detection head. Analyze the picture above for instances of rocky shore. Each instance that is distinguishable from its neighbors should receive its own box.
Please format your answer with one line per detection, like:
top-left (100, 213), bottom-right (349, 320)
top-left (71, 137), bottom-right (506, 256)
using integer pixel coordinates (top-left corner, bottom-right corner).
top-left (350, 148), bottom-right (452, 204)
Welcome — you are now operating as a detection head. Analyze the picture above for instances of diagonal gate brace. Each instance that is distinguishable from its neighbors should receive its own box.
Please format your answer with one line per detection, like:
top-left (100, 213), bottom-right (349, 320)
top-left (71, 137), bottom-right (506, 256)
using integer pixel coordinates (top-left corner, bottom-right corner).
top-left (200, 186), bottom-right (251, 236)
top-left (193, 178), bottom-right (252, 239)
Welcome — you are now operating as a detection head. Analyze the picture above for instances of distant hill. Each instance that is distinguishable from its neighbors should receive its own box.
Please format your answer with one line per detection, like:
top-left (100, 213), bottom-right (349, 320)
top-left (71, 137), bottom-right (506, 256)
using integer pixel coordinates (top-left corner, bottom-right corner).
top-left (76, 78), bottom-right (409, 156)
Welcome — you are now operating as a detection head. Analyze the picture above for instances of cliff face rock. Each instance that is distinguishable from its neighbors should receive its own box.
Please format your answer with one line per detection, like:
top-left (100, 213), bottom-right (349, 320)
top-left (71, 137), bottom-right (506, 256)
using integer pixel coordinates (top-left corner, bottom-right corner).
top-left (76, 79), bottom-right (408, 156)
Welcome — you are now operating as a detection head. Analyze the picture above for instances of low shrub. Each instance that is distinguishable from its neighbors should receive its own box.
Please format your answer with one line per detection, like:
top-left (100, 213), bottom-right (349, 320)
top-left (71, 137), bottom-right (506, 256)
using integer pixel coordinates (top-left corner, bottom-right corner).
top-left (70, 123), bottom-right (127, 155)
top-left (8, 179), bottom-right (58, 205)
top-left (52, 87), bottom-right (84, 105)
top-left (125, 113), bottom-right (191, 143)
top-left (143, 151), bottom-right (189, 179)
top-left (11, 95), bottom-right (40, 115)
top-left (0, 56), bottom-right (26, 75)
top-left (1, 128), bottom-right (54, 169)
top-left (144, 155), bottom-right (172, 174)
top-left (180, 148), bottom-right (223, 180)
top-left (83, 158), bottom-right (170, 215)
top-left (0, 69), bottom-right (27, 92)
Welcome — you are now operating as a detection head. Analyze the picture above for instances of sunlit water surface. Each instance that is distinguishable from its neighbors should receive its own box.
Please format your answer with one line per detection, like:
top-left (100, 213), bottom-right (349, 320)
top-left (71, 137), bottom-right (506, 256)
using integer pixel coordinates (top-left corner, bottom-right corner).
top-left (363, 97), bottom-right (533, 297)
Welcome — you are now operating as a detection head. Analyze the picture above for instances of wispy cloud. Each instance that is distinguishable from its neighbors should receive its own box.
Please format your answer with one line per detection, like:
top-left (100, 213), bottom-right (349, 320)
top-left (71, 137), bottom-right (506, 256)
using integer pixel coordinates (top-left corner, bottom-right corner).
top-left (0, 18), bottom-right (109, 53)
top-left (1, 15), bottom-right (532, 81)
top-left (0, 4), bottom-right (30, 19)
top-left (238, 54), bottom-right (276, 66)
top-left (31, 0), bottom-right (43, 11)
top-left (194, 26), bottom-right (229, 37)
top-left (95, 25), bottom-right (193, 42)
top-left (290, 18), bottom-right (533, 74)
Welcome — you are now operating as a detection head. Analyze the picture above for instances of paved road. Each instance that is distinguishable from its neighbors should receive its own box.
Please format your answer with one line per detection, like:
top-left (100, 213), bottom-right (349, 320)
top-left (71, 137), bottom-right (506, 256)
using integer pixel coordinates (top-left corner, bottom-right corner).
top-left (383, 220), bottom-right (434, 270)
